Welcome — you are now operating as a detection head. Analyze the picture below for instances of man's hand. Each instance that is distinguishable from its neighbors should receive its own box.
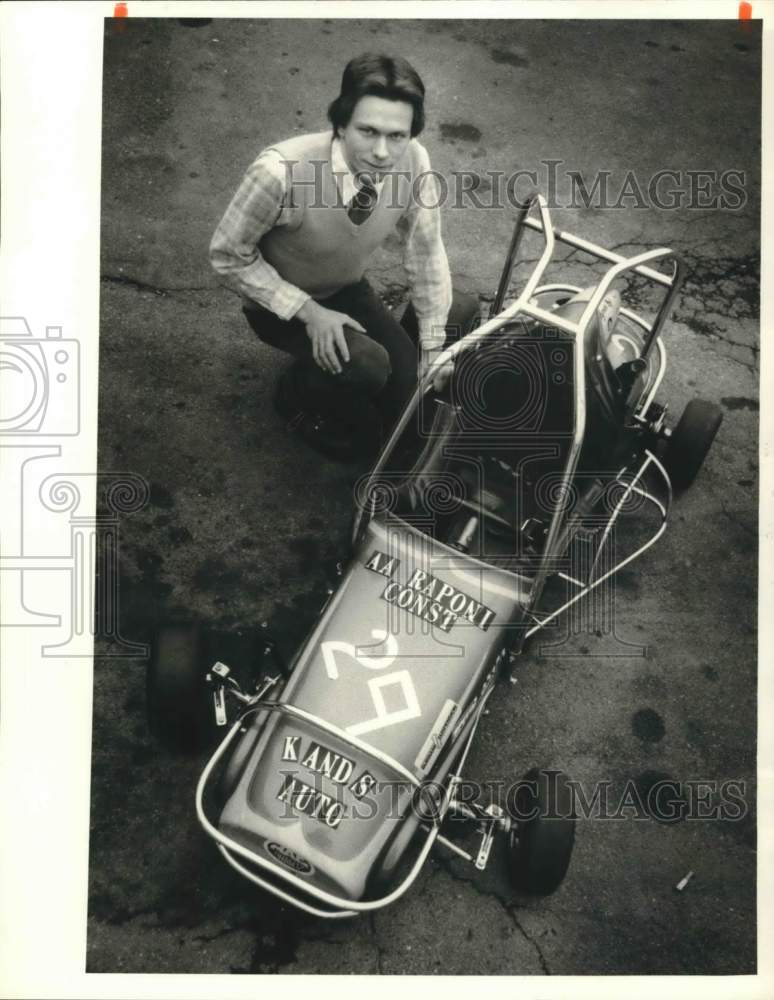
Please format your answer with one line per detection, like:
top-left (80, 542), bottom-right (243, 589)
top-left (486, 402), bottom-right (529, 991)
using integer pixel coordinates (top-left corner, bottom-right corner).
top-left (418, 347), bottom-right (454, 392)
top-left (296, 299), bottom-right (365, 374)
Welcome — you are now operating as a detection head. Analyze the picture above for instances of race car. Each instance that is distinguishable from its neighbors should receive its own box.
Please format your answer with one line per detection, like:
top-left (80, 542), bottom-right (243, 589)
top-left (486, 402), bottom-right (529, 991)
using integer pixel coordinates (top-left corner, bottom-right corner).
top-left (147, 192), bottom-right (722, 917)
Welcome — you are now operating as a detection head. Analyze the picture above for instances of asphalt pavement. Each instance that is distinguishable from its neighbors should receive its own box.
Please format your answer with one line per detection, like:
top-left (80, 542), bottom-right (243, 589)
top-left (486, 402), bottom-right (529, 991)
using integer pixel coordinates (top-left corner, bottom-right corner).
top-left (89, 16), bottom-right (759, 975)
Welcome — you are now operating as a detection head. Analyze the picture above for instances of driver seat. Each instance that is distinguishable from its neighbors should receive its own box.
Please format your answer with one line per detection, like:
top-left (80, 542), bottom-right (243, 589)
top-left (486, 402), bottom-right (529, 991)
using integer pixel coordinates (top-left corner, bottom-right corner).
top-left (549, 285), bottom-right (627, 368)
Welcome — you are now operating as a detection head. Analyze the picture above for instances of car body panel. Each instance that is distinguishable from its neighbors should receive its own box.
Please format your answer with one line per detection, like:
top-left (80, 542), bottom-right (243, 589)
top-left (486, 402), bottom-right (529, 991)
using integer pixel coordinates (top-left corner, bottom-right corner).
top-left (218, 514), bottom-right (528, 900)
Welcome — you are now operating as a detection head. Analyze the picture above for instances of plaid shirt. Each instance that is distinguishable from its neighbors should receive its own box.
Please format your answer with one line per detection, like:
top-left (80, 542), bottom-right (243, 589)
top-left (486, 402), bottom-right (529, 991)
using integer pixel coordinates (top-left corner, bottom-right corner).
top-left (209, 137), bottom-right (452, 348)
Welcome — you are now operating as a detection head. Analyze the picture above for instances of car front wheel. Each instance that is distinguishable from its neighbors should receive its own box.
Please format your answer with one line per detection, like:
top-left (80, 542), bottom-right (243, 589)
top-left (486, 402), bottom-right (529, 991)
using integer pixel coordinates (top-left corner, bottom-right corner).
top-left (664, 399), bottom-right (723, 490)
top-left (506, 767), bottom-right (576, 895)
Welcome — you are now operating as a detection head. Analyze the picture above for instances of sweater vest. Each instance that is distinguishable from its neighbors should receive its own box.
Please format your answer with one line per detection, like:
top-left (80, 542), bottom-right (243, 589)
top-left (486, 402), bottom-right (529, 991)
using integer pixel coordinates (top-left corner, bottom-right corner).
top-left (260, 131), bottom-right (424, 300)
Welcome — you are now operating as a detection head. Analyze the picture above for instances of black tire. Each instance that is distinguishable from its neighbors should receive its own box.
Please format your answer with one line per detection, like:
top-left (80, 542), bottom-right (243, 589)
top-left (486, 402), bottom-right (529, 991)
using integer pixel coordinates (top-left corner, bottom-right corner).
top-left (146, 624), bottom-right (213, 753)
top-left (506, 768), bottom-right (576, 895)
top-left (665, 399), bottom-right (723, 491)
top-left (218, 718), bottom-right (266, 804)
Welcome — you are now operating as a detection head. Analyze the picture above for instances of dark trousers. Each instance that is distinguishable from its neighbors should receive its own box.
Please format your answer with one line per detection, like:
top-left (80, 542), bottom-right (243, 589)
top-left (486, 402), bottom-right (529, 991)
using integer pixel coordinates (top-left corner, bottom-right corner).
top-left (243, 279), bottom-right (480, 427)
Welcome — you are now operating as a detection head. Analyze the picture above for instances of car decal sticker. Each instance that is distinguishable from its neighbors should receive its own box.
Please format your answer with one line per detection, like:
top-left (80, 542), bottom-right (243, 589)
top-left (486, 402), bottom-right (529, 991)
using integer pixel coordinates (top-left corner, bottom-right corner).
top-left (450, 664), bottom-right (498, 743)
top-left (321, 630), bottom-right (399, 680)
top-left (348, 769), bottom-right (377, 800)
top-left (265, 841), bottom-right (315, 876)
top-left (363, 549), bottom-right (400, 578)
top-left (276, 773), bottom-right (345, 829)
top-left (345, 669), bottom-right (421, 737)
top-left (274, 728), bottom-right (384, 814)
top-left (319, 630), bottom-right (423, 737)
top-left (299, 739), bottom-right (356, 785)
top-left (380, 567), bottom-right (497, 633)
top-left (414, 699), bottom-right (459, 774)
top-left (448, 564), bottom-right (525, 602)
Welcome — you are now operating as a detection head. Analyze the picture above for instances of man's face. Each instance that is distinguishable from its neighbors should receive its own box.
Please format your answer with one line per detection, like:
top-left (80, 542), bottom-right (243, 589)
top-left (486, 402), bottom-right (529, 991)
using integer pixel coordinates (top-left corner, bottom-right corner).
top-left (337, 95), bottom-right (413, 180)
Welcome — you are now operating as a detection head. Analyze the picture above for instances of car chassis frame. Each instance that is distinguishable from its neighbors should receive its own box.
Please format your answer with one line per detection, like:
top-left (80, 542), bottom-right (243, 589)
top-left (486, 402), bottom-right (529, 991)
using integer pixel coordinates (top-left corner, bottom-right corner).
top-left (194, 193), bottom-right (684, 918)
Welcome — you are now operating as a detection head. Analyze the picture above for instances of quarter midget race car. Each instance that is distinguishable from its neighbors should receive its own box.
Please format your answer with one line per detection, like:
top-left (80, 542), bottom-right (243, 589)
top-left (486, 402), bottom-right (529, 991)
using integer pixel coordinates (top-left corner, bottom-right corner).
top-left (147, 192), bottom-right (723, 918)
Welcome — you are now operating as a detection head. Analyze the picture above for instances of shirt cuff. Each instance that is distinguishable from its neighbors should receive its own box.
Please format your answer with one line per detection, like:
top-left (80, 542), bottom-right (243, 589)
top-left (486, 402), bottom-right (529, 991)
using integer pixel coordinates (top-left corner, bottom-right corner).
top-left (418, 319), bottom-right (448, 350)
top-left (270, 285), bottom-right (311, 322)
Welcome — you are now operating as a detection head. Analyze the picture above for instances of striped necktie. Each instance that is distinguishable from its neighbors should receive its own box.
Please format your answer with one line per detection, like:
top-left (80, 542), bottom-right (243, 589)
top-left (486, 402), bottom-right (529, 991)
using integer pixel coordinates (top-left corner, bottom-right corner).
top-left (348, 176), bottom-right (378, 225)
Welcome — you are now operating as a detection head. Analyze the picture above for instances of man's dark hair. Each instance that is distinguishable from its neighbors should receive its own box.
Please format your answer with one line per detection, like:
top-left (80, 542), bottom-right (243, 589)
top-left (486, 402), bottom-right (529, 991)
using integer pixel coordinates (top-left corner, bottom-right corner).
top-left (327, 53), bottom-right (426, 138)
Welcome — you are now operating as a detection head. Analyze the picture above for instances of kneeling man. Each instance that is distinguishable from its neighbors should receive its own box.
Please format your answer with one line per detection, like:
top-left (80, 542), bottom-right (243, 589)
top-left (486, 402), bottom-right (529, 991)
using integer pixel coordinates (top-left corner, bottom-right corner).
top-left (210, 52), bottom-right (478, 459)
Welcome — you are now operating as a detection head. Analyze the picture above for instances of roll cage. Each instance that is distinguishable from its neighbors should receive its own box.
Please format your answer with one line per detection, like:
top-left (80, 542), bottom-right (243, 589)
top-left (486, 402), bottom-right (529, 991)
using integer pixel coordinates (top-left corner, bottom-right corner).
top-left (354, 192), bottom-right (681, 630)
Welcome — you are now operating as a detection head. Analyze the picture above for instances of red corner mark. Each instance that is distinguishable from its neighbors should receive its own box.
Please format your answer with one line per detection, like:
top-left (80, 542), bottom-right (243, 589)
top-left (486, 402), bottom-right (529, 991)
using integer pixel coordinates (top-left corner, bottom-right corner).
top-left (738, 1), bottom-right (752, 18)
top-left (114, 2), bottom-right (128, 16)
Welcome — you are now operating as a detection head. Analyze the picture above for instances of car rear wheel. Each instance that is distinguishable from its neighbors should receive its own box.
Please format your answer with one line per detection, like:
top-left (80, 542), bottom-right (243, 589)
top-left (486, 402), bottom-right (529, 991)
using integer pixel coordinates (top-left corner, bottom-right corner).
top-left (146, 624), bottom-right (213, 753)
top-left (664, 399), bottom-right (723, 490)
top-left (506, 768), bottom-right (576, 894)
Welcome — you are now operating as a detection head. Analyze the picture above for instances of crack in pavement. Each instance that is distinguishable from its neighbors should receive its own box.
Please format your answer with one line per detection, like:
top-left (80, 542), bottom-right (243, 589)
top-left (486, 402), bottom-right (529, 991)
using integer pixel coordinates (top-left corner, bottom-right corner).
top-left (429, 854), bottom-right (552, 974)
top-left (101, 272), bottom-right (218, 296)
top-left (679, 313), bottom-right (758, 352)
top-left (102, 242), bottom-right (759, 357)
top-left (693, 339), bottom-right (757, 374)
top-left (505, 905), bottom-right (551, 975)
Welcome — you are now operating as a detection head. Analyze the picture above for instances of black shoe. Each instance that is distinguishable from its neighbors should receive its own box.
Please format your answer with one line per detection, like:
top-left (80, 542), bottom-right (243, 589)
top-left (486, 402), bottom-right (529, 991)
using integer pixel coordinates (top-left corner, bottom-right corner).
top-left (291, 411), bottom-right (363, 462)
top-left (274, 364), bottom-right (383, 462)
top-left (289, 407), bottom-right (384, 463)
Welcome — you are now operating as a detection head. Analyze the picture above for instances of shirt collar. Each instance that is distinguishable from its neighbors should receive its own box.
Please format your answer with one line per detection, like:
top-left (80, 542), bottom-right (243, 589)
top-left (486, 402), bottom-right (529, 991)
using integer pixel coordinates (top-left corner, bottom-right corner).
top-left (331, 137), bottom-right (385, 204)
